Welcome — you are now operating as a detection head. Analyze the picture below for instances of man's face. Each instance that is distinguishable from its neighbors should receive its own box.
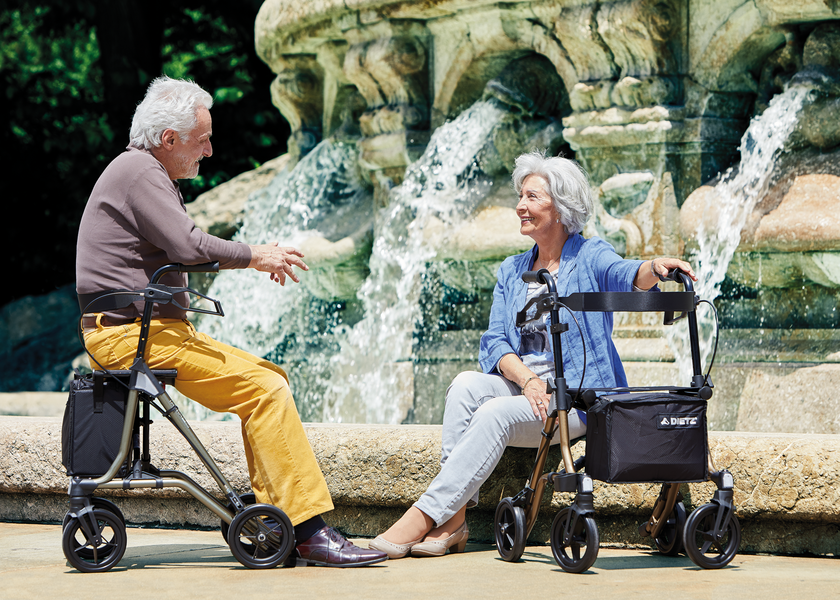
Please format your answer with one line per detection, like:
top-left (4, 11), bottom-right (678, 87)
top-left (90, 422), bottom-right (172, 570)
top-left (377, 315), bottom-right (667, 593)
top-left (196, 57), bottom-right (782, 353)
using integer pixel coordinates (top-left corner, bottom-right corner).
top-left (172, 107), bottom-right (213, 179)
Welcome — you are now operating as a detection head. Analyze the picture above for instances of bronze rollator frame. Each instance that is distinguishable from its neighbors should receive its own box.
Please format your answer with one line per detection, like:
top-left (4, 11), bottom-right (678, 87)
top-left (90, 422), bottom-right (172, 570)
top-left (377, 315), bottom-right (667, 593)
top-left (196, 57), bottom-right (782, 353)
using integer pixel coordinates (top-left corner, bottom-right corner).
top-left (64, 263), bottom-right (294, 573)
top-left (494, 267), bottom-right (740, 572)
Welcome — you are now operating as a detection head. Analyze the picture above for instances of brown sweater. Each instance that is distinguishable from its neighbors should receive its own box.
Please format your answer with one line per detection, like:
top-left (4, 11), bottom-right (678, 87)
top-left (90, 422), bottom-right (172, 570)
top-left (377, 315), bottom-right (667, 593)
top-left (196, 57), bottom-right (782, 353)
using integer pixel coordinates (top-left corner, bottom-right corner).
top-left (76, 146), bottom-right (252, 320)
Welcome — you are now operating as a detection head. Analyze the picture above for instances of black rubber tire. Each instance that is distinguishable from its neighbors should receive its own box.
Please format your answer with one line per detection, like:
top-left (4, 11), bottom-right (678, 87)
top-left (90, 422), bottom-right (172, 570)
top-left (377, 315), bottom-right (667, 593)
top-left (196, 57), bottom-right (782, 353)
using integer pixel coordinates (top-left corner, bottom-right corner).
top-left (494, 497), bottom-right (527, 562)
top-left (550, 507), bottom-right (599, 573)
top-left (683, 503), bottom-right (741, 569)
top-left (227, 504), bottom-right (294, 569)
top-left (220, 493), bottom-right (256, 543)
top-left (62, 497), bottom-right (125, 532)
top-left (654, 501), bottom-right (687, 556)
top-left (62, 508), bottom-right (127, 573)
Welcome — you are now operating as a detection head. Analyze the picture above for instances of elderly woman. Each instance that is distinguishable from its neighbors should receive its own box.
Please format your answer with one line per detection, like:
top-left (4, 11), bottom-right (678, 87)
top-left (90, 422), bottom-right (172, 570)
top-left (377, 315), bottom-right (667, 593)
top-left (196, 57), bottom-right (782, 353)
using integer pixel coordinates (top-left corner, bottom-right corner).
top-left (369, 151), bottom-right (696, 559)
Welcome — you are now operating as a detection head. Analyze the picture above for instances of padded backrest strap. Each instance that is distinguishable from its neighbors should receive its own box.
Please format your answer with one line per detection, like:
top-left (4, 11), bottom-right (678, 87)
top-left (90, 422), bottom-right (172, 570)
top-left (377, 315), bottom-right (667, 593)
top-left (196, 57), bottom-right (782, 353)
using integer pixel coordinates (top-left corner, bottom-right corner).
top-left (77, 290), bottom-right (144, 313)
top-left (560, 291), bottom-right (695, 313)
top-left (516, 291), bottom-right (696, 327)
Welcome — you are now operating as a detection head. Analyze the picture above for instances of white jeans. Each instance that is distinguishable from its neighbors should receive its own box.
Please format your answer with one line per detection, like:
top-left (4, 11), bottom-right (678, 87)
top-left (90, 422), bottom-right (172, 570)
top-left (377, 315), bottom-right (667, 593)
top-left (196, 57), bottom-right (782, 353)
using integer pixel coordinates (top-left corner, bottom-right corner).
top-left (413, 371), bottom-right (587, 527)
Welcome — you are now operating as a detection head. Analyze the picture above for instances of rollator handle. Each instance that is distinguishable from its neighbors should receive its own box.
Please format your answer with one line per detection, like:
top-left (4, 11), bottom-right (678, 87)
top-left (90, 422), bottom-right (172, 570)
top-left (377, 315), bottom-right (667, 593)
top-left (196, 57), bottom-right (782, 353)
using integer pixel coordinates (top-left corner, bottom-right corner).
top-left (656, 267), bottom-right (695, 293)
top-left (521, 268), bottom-right (553, 286)
top-left (151, 262), bottom-right (220, 284)
top-left (179, 261), bottom-right (220, 274)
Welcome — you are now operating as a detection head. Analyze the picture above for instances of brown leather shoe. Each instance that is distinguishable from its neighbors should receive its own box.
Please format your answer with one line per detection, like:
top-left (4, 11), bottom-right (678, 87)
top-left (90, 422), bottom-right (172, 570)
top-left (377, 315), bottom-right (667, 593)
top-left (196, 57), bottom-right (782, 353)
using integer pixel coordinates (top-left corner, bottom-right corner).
top-left (286, 526), bottom-right (388, 567)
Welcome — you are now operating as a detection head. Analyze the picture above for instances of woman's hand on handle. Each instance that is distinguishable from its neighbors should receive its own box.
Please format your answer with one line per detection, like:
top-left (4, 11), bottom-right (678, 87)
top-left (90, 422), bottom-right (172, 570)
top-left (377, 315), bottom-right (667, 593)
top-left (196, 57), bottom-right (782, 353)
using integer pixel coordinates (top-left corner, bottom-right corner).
top-left (522, 376), bottom-right (550, 423)
top-left (249, 242), bottom-right (309, 284)
top-left (635, 257), bottom-right (698, 290)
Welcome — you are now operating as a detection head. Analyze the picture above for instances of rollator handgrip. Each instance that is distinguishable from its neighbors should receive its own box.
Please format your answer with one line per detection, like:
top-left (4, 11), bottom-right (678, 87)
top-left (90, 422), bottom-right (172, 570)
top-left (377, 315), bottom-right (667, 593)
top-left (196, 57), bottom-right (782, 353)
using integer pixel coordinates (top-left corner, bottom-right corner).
top-left (151, 262), bottom-right (220, 284)
top-left (521, 268), bottom-right (553, 285)
top-left (179, 261), bottom-right (220, 274)
top-left (657, 268), bottom-right (695, 294)
top-left (657, 268), bottom-right (680, 282)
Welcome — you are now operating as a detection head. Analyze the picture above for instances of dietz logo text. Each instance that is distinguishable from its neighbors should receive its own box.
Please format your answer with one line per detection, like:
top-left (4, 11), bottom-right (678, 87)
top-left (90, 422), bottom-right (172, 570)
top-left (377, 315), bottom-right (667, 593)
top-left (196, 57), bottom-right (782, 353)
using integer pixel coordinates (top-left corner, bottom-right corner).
top-left (656, 414), bottom-right (700, 429)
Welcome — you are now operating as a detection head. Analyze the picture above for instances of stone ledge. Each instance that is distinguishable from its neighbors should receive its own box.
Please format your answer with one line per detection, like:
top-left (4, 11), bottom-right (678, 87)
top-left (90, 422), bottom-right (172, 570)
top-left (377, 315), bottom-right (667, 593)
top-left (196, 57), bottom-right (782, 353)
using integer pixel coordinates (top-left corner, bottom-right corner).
top-left (1, 417), bottom-right (838, 555)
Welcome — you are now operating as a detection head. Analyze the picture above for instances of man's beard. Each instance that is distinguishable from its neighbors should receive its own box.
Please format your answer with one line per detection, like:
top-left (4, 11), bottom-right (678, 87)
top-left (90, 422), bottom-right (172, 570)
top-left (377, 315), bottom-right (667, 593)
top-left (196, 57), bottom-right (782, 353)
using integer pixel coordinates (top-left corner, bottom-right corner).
top-left (177, 154), bottom-right (201, 179)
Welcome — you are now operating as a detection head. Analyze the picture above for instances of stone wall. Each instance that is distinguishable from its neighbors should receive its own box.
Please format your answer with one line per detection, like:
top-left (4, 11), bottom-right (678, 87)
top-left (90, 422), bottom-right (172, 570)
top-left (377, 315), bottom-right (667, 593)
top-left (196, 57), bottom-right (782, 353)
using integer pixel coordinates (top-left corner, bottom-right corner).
top-left (2, 416), bottom-right (837, 555)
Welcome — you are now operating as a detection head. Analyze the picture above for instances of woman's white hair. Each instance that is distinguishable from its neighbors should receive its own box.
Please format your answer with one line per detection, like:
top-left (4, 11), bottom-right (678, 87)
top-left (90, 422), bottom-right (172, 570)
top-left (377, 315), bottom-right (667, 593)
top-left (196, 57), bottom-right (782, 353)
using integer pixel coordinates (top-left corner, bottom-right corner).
top-left (129, 76), bottom-right (213, 150)
top-left (512, 150), bottom-right (594, 235)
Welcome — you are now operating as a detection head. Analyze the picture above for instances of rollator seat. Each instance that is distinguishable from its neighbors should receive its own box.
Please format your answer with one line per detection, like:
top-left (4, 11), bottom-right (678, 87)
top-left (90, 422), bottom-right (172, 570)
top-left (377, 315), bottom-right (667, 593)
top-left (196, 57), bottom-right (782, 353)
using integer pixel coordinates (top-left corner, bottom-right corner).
top-left (93, 369), bottom-right (178, 386)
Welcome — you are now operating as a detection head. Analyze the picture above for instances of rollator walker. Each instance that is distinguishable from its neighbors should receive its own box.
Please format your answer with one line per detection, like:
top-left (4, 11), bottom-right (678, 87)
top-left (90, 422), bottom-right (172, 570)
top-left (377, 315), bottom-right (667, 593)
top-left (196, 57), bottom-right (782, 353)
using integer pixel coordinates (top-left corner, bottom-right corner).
top-left (62, 262), bottom-right (293, 572)
top-left (493, 267), bottom-right (739, 572)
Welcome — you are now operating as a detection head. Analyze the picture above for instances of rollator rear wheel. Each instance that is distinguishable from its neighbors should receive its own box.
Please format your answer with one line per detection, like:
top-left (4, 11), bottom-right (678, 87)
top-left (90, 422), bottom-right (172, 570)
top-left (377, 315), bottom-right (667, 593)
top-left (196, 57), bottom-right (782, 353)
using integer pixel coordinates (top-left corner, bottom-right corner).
top-left (654, 501), bottom-right (686, 556)
top-left (494, 497), bottom-right (526, 562)
top-left (683, 503), bottom-right (740, 569)
top-left (62, 508), bottom-right (127, 573)
top-left (220, 492), bottom-right (256, 543)
top-left (550, 508), bottom-right (599, 573)
top-left (227, 504), bottom-right (294, 569)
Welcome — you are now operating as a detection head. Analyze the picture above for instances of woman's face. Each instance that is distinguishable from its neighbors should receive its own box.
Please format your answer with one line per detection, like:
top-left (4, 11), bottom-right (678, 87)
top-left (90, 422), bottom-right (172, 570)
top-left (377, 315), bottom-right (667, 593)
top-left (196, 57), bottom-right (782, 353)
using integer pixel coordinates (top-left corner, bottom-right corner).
top-left (516, 174), bottom-right (561, 240)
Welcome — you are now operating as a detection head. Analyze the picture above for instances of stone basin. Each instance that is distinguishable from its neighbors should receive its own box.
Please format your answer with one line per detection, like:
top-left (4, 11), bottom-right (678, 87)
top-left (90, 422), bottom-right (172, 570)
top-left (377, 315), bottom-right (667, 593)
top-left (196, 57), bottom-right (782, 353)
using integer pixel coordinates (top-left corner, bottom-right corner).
top-left (1, 416), bottom-right (838, 556)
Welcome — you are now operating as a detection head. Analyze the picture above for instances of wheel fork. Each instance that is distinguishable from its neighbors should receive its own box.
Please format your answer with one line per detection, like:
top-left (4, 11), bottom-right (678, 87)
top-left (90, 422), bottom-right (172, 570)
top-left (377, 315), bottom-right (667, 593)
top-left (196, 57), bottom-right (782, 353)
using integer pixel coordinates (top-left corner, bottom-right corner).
top-left (708, 469), bottom-right (736, 543)
top-left (67, 482), bottom-right (102, 544)
top-left (559, 477), bottom-right (595, 544)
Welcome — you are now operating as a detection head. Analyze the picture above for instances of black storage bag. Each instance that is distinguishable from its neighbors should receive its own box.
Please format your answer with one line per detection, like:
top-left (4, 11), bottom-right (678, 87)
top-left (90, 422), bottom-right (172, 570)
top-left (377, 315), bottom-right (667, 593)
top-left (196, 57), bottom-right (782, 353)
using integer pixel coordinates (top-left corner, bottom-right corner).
top-left (585, 392), bottom-right (708, 483)
top-left (62, 371), bottom-right (128, 477)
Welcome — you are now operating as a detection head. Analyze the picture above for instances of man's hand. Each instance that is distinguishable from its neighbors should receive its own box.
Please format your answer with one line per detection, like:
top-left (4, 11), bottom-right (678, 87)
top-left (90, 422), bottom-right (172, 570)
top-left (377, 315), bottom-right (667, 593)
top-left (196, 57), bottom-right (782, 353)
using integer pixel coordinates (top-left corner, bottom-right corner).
top-left (249, 242), bottom-right (309, 285)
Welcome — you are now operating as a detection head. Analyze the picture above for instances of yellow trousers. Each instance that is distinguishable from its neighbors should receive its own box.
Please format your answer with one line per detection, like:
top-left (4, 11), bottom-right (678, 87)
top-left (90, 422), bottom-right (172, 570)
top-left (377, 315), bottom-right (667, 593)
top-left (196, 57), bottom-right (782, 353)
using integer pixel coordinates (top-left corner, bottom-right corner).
top-left (83, 317), bottom-right (334, 525)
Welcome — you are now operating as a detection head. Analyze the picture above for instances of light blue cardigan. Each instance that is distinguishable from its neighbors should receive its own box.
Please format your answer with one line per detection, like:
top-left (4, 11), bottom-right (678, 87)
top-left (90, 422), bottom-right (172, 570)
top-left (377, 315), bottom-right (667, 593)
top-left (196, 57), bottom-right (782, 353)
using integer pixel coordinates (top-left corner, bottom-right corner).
top-left (478, 234), bottom-right (646, 389)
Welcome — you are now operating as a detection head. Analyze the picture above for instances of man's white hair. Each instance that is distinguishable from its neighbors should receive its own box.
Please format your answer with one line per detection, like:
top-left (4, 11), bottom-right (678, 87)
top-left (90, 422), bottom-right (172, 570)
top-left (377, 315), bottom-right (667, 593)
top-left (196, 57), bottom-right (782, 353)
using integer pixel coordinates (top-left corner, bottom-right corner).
top-left (129, 76), bottom-right (213, 150)
top-left (512, 150), bottom-right (594, 235)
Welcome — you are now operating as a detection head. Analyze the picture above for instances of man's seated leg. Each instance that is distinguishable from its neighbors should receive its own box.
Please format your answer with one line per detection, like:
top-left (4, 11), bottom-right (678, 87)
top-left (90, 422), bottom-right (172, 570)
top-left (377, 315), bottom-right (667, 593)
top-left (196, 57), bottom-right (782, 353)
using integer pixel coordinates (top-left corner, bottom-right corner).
top-left (84, 318), bottom-right (386, 566)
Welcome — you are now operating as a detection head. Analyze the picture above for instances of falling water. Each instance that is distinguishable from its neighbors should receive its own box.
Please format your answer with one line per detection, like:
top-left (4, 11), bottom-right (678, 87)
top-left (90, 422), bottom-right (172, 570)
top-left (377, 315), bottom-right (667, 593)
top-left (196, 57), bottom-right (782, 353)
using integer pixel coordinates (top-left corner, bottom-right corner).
top-left (322, 100), bottom-right (506, 423)
top-left (201, 140), bottom-right (369, 359)
top-left (202, 99), bottom-right (507, 423)
top-left (668, 83), bottom-right (815, 376)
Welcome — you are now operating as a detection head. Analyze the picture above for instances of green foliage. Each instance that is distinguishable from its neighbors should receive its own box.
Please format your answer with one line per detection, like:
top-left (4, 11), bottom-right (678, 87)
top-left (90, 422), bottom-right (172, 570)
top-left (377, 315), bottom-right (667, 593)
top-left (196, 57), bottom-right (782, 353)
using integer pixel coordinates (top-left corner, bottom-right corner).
top-left (1, 1), bottom-right (289, 304)
top-left (158, 4), bottom-right (288, 201)
top-left (2, 4), bottom-right (114, 303)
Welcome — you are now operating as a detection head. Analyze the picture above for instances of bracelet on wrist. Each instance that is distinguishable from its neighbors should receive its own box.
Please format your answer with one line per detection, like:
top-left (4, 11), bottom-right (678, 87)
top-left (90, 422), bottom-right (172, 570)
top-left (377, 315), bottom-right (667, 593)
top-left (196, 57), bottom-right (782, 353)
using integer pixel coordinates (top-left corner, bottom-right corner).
top-left (650, 259), bottom-right (657, 277)
top-left (522, 375), bottom-right (541, 390)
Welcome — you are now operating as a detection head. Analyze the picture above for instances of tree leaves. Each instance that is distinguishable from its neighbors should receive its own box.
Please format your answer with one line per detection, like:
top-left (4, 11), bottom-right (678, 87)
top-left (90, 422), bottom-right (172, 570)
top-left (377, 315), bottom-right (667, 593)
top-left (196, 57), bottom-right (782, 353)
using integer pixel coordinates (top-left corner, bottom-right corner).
top-left (1, 0), bottom-right (289, 303)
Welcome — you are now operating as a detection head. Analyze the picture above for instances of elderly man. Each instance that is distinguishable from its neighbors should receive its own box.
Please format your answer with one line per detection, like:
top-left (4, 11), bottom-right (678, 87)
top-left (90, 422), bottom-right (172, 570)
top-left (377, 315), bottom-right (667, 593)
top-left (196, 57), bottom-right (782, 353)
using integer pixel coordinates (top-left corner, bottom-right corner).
top-left (76, 76), bottom-right (387, 568)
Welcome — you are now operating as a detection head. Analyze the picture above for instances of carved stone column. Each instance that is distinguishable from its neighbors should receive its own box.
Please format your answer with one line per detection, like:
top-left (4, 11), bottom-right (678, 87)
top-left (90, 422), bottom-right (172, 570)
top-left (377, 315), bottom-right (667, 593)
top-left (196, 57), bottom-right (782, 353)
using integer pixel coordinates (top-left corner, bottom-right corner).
top-left (268, 55), bottom-right (324, 159)
top-left (343, 34), bottom-right (430, 204)
top-left (556, 0), bottom-right (743, 206)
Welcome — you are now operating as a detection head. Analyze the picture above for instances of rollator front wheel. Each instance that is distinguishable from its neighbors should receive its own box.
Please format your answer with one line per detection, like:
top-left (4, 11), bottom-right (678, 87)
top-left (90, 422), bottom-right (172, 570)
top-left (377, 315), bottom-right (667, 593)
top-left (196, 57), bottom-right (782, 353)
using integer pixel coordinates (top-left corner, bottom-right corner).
top-left (654, 501), bottom-right (686, 556)
top-left (227, 504), bottom-right (294, 569)
top-left (550, 507), bottom-right (599, 573)
top-left (683, 503), bottom-right (740, 569)
top-left (62, 508), bottom-right (127, 573)
top-left (494, 497), bottom-right (526, 562)
top-left (63, 497), bottom-right (125, 533)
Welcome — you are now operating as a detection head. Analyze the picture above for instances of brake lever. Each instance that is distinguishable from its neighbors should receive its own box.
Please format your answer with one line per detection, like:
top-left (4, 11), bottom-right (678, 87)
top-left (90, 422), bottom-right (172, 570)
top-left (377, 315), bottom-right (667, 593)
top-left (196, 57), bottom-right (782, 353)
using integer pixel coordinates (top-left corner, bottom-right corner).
top-left (144, 284), bottom-right (224, 317)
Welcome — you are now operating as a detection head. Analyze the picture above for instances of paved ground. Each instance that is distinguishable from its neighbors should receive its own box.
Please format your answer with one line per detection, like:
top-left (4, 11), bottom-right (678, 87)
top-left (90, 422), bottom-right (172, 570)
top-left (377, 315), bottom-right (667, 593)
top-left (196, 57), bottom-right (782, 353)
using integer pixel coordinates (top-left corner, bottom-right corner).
top-left (2, 522), bottom-right (838, 600)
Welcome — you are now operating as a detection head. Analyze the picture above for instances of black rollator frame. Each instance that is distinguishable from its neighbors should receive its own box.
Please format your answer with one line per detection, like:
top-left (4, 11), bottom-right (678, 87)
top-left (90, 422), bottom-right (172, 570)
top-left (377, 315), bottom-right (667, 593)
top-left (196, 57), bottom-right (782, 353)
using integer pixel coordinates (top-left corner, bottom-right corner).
top-left (63, 263), bottom-right (295, 572)
top-left (493, 268), bottom-right (739, 572)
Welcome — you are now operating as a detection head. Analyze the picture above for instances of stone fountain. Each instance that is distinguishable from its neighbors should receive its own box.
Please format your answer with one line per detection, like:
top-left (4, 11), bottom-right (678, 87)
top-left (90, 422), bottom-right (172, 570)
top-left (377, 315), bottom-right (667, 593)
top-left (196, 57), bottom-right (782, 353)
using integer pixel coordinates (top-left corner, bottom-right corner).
top-left (188, 1), bottom-right (840, 432)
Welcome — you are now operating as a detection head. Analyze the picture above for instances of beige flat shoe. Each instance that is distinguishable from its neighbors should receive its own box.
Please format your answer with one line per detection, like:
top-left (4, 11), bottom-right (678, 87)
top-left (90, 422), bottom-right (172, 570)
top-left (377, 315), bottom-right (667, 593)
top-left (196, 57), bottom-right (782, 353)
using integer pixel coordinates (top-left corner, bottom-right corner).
top-left (410, 521), bottom-right (469, 557)
top-left (368, 534), bottom-right (425, 559)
